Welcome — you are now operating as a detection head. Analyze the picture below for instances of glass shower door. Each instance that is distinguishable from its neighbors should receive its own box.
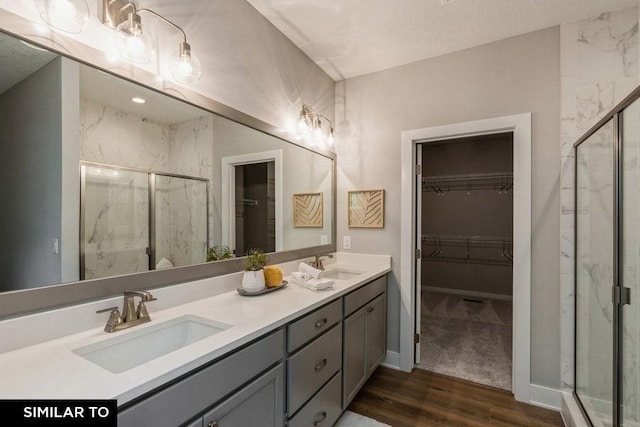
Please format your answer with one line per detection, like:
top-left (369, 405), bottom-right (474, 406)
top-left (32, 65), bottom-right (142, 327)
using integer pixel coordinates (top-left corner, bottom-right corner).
top-left (81, 165), bottom-right (150, 279)
top-left (622, 99), bottom-right (640, 427)
top-left (576, 119), bottom-right (615, 427)
top-left (154, 175), bottom-right (208, 268)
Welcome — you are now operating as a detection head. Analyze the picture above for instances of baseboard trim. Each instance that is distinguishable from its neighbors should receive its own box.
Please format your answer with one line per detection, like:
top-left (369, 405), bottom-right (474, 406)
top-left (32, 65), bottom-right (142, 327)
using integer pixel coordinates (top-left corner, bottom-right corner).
top-left (422, 286), bottom-right (513, 301)
top-left (381, 351), bottom-right (401, 370)
top-left (530, 384), bottom-right (562, 411)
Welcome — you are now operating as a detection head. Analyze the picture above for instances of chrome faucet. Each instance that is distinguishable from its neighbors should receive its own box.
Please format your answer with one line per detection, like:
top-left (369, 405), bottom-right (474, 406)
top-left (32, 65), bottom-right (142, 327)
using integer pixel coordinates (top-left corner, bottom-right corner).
top-left (311, 253), bottom-right (334, 271)
top-left (97, 290), bottom-right (157, 333)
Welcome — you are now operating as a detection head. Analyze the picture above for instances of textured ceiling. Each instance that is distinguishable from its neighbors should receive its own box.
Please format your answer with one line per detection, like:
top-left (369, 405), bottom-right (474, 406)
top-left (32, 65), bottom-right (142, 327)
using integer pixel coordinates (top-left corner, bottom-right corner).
top-left (246, 0), bottom-right (640, 80)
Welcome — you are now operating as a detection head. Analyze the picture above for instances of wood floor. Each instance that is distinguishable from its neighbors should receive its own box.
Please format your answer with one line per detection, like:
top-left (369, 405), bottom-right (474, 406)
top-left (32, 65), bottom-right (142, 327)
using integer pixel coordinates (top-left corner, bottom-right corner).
top-left (347, 367), bottom-right (565, 427)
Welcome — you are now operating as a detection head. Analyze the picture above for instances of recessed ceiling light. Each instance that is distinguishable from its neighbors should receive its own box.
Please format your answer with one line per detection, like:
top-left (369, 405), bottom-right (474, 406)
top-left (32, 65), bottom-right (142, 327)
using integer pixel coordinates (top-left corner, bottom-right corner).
top-left (131, 97), bottom-right (146, 104)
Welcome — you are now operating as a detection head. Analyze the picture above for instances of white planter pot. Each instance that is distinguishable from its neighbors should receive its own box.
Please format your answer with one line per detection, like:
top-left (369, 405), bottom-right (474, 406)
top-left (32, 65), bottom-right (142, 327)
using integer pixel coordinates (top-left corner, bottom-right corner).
top-left (242, 269), bottom-right (266, 292)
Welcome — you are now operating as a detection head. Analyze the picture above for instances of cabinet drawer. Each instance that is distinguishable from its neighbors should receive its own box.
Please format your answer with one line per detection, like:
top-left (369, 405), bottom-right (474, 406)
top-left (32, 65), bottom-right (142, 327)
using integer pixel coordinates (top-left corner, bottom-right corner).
top-left (287, 324), bottom-right (342, 416)
top-left (288, 299), bottom-right (341, 352)
top-left (287, 372), bottom-right (341, 427)
top-left (118, 329), bottom-right (285, 427)
top-left (344, 276), bottom-right (386, 317)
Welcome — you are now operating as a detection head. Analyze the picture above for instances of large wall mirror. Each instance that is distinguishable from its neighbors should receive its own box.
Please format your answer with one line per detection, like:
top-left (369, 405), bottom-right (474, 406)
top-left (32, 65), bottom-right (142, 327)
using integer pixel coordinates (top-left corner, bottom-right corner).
top-left (0, 29), bottom-right (334, 317)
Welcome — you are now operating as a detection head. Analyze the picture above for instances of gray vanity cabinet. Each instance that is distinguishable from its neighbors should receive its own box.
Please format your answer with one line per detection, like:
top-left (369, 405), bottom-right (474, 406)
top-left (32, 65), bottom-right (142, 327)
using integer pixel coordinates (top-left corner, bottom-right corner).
top-left (117, 329), bottom-right (285, 427)
top-left (201, 363), bottom-right (285, 427)
top-left (342, 276), bottom-right (387, 408)
top-left (117, 273), bottom-right (388, 427)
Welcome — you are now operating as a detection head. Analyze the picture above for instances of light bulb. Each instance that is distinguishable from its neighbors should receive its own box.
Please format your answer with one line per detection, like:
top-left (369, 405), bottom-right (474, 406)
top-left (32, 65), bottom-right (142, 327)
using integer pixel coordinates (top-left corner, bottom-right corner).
top-left (170, 42), bottom-right (202, 85)
top-left (297, 113), bottom-right (310, 137)
top-left (119, 33), bottom-right (152, 64)
top-left (326, 130), bottom-right (335, 146)
top-left (116, 12), bottom-right (153, 64)
top-left (313, 126), bottom-right (325, 145)
top-left (36, 0), bottom-right (89, 34)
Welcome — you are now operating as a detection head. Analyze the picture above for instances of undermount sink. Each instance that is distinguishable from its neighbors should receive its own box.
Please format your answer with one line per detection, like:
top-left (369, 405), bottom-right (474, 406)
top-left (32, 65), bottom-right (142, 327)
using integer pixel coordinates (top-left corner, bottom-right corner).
top-left (73, 315), bottom-right (232, 373)
top-left (322, 269), bottom-right (363, 280)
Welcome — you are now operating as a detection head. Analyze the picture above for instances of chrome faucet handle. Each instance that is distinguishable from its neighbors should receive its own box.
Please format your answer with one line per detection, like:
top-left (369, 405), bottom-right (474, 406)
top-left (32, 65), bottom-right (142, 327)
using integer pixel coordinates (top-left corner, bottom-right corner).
top-left (96, 307), bottom-right (123, 333)
top-left (136, 301), bottom-right (151, 320)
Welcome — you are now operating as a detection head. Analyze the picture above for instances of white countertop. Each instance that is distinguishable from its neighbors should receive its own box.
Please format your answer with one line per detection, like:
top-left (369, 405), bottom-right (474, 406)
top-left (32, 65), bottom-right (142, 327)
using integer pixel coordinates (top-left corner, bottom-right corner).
top-left (0, 253), bottom-right (390, 405)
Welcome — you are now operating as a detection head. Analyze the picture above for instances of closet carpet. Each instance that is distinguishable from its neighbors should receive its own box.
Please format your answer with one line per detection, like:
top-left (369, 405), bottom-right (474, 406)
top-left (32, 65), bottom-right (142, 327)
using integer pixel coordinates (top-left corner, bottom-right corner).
top-left (418, 290), bottom-right (513, 391)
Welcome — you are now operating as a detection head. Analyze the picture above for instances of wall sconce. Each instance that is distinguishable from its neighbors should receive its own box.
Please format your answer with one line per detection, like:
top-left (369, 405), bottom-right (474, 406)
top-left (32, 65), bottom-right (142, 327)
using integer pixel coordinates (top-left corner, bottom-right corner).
top-left (296, 104), bottom-right (335, 148)
top-left (35, 0), bottom-right (90, 34)
top-left (102, 0), bottom-right (202, 83)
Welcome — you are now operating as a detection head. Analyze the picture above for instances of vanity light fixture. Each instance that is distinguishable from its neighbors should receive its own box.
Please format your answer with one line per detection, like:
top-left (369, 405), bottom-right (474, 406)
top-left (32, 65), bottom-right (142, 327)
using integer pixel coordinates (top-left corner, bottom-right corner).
top-left (101, 0), bottom-right (202, 83)
top-left (35, 0), bottom-right (90, 34)
top-left (296, 104), bottom-right (335, 148)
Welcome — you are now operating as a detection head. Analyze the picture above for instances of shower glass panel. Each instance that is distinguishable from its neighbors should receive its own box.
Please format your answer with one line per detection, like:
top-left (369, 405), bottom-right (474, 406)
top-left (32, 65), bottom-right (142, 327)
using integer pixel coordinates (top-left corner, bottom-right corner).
top-left (576, 119), bottom-right (615, 427)
top-left (82, 165), bottom-right (150, 280)
top-left (155, 176), bottom-right (208, 268)
top-left (622, 99), bottom-right (640, 426)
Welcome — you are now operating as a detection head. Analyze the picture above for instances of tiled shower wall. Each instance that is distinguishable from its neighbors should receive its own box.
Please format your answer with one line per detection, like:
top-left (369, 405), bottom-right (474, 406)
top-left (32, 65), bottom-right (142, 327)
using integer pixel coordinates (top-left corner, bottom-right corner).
top-left (560, 6), bottom-right (639, 393)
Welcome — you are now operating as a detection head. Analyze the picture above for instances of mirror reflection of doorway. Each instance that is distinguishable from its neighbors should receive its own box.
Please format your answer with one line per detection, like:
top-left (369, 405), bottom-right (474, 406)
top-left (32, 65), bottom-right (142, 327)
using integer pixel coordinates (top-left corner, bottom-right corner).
top-left (234, 161), bottom-right (276, 256)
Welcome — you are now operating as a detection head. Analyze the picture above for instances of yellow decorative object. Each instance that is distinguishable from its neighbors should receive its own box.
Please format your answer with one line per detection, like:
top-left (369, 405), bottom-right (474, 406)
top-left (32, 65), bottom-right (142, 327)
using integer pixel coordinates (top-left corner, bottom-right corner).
top-left (264, 265), bottom-right (284, 288)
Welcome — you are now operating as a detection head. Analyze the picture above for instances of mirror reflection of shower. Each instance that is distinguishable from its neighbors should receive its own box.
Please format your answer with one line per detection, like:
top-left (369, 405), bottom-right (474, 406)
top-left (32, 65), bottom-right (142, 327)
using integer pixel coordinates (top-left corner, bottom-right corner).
top-left (234, 161), bottom-right (276, 256)
top-left (80, 163), bottom-right (209, 280)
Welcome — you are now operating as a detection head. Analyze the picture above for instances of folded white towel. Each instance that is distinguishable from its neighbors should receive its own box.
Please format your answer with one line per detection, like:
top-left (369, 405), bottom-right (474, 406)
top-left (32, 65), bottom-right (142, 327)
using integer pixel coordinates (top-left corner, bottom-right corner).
top-left (291, 276), bottom-right (334, 291)
top-left (299, 262), bottom-right (323, 279)
top-left (291, 271), bottom-right (312, 282)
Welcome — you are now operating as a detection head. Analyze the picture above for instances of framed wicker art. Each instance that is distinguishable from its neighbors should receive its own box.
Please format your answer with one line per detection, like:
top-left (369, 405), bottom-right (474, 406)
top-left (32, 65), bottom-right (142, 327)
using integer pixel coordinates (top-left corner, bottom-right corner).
top-left (293, 192), bottom-right (323, 227)
top-left (348, 189), bottom-right (384, 228)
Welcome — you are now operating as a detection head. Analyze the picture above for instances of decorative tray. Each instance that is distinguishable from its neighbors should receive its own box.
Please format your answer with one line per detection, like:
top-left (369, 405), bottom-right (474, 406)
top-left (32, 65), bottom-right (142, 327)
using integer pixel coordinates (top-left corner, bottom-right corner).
top-left (236, 281), bottom-right (288, 296)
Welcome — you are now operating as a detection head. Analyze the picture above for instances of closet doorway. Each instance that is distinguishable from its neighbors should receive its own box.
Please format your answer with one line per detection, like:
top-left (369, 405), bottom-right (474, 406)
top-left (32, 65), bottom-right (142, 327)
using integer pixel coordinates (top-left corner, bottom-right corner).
top-left (417, 133), bottom-right (514, 391)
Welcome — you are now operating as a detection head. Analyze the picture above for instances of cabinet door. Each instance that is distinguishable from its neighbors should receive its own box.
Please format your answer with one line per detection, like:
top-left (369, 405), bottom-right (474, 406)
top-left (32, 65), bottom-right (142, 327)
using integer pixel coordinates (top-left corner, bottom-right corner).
top-left (202, 364), bottom-right (284, 427)
top-left (366, 293), bottom-right (386, 374)
top-left (343, 307), bottom-right (367, 408)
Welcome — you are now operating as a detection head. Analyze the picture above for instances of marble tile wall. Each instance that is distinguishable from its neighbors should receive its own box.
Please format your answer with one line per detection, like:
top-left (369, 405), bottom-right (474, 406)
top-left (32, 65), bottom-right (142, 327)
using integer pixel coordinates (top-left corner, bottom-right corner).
top-left (168, 116), bottom-right (215, 251)
top-left (79, 100), bottom-right (214, 278)
top-left (560, 7), bottom-right (639, 398)
top-left (79, 100), bottom-right (171, 171)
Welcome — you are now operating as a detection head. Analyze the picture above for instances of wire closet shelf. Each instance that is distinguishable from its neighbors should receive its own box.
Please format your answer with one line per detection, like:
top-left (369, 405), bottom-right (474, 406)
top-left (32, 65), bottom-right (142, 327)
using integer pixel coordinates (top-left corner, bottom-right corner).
top-left (422, 172), bottom-right (513, 194)
top-left (421, 235), bottom-right (513, 266)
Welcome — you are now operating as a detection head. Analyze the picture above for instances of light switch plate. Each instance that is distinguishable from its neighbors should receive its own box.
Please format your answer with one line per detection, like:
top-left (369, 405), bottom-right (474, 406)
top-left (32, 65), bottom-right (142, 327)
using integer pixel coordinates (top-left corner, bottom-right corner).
top-left (343, 236), bottom-right (351, 250)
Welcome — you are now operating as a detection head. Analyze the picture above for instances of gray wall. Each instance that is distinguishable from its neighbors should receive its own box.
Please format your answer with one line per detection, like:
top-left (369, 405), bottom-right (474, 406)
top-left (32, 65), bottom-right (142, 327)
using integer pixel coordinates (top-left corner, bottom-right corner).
top-left (0, 58), bottom-right (63, 290)
top-left (336, 27), bottom-right (561, 389)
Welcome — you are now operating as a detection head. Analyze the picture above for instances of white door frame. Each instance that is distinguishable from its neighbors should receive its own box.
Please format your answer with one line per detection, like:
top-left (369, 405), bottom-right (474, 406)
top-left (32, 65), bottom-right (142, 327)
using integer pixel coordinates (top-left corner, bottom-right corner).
top-left (400, 113), bottom-right (532, 403)
top-left (221, 150), bottom-right (283, 253)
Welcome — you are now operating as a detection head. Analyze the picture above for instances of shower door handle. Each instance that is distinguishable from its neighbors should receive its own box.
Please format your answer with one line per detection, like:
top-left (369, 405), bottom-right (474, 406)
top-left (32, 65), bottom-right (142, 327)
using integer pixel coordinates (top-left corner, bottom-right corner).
top-left (612, 286), bottom-right (631, 305)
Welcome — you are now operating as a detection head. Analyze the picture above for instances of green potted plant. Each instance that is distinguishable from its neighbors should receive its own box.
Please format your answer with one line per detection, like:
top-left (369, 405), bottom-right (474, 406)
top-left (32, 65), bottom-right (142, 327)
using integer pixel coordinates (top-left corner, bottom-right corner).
top-left (207, 245), bottom-right (233, 262)
top-left (241, 248), bottom-right (268, 292)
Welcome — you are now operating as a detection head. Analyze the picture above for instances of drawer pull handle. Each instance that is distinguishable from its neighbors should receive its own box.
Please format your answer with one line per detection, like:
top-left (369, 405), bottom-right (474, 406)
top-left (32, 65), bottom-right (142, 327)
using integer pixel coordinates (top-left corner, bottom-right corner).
top-left (314, 358), bottom-right (328, 371)
top-left (314, 318), bottom-right (328, 328)
top-left (313, 411), bottom-right (328, 425)
top-left (367, 306), bottom-right (375, 313)
top-left (208, 422), bottom-right (218, 427)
